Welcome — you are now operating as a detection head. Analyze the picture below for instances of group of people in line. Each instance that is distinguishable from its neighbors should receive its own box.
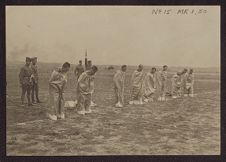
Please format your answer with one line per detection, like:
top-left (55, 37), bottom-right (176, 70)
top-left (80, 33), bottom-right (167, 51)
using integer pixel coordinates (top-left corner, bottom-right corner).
top-left (19, 58), bottom-right (194, 121)
top-left (113, 64), bottom-right (194, 108)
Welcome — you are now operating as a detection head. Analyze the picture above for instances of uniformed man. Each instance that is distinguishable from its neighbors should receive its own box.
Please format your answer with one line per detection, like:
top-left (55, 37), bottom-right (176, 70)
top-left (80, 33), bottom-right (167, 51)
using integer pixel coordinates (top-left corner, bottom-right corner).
top-left (85, 60), bottom-right (97, 106)
top-left (86, 60), bottom-right (92, 70)
top-left (74, 60), bottom-right (84, 80)
top-left (31, 57), bottom-right (41, 104)
top-left (19, 57), bottom-right (33, 106)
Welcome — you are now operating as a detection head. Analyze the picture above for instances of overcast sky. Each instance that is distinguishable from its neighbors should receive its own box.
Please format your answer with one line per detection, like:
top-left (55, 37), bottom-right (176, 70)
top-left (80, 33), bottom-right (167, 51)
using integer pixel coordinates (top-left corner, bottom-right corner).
top-left (6, 6), bottom-right (220, 67)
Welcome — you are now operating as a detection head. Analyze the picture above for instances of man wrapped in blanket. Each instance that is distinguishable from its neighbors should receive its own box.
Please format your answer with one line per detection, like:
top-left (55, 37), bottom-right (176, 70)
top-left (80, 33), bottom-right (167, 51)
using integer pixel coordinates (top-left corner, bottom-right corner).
top-left (76, 65), bottom-right (98, 115)
top-left (143, 67), bottom-right (157, 102)
top-left (158, 65), bottom-right (168, 101)
top-left (113, 65), bottom-right (127, 108)
top-left (47, 62), bottom-right (70, 121)
top-left (171, 71), bottom-right (182, 99)
top-left (129, 64), bottom-right (145, 105)
top-left (184, 69), bottom-right (195, 97)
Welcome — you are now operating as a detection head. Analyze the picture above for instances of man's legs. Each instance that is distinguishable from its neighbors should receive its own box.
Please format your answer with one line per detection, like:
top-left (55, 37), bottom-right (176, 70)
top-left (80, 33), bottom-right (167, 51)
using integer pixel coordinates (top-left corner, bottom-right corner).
top-left (35, 83), bottom-right (40, 102)
top-left (57, 95), bottom-right (65, 119)
top-left (85, 94), bottom-right (92, 113)
top-left (26, 85), bottom-right (32, 106)
top-left (47, 92), bottom-right (58, 120)
top-left (31, 83), bottom-right (35, 103)
top-left (77, 93), bottom-right (86, 115)
top-left (21, 85), bottom-right (26, 105)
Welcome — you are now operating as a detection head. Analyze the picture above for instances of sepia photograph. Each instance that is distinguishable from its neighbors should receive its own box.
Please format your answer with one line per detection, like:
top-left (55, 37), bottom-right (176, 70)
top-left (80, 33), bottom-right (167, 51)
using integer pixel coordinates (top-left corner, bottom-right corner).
top-left (6, 6), bottom-right (220, 155)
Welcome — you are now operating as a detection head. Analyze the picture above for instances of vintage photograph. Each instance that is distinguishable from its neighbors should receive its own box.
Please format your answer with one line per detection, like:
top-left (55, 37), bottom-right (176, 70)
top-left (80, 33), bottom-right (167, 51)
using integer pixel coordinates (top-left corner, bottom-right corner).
top-left (6, 6), bottom-right (220, 155)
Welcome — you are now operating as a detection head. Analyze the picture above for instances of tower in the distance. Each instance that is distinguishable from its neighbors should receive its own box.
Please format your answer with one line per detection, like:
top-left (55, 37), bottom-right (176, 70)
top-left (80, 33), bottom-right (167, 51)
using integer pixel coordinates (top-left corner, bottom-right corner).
top-left (85, 49), bottom-right (88, 70)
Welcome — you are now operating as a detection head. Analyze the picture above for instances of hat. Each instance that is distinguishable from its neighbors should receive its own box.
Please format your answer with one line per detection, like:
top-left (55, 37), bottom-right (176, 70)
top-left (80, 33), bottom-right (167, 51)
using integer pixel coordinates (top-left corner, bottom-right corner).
top-left (26, 57), bottom-right (31, 61)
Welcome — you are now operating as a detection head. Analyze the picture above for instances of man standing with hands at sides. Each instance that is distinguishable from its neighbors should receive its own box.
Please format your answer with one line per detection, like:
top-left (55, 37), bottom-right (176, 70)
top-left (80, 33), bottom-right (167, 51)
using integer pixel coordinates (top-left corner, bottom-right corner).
top-left (184, 69), bottom-right (195, 97)
top-left (85, 60), bottom-right (97, 107)
top-left (76, 65), bottom-right (98, 115)
top-left (129, 64), bottom-right (145, 105)
top-left (19, 57), bottom-right (33, 106)
top-left (113, 65), bottom-right (127, 108)
top-left (47, 62), bottom-right (70, 121)
top-left (180, 68), bottom-right (188, 96)
top-left (31, 57), bottom-right (41, 104)
top-left (74, 60), bottom-right (85, 103)
top-left (74, 60), bottom-right (84, 81)
top-left (158, 65), bottom-right (168, 101)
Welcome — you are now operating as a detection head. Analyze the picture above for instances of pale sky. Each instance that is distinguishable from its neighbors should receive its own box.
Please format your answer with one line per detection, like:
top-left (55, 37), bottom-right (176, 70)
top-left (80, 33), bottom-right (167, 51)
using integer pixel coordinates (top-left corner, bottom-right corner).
top-left (6, 6), bottom-right (220, 67)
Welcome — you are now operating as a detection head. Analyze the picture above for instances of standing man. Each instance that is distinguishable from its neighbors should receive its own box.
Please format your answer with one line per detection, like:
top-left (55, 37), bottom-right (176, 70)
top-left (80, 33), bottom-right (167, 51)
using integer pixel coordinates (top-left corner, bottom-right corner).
top-left (158, 65), bottom-right (168, 101)
top-left (129, 64), bottom-right (145, 105)
top-left (74, 60), bottom-right (85, 80)
top-left (47, 62), bottom-right (70, 121)
top-left (85, 60), bottom-right (96, 106)
top-left (171, 72), bottom-right (182, 98)
top-left (143, 67), bottom-right (157, 102)
top-left (86, 60), bottom-right (92, 70)
top-left (113, 65), bottom-right (127, 108)
top-left (31, 57), bottom-right (41, 104)
top-left (184, 69), bottom-right (195, 97)
top-left (76, 65), bottom-right (98, 115)
top-left (180, 68), bottom-right (188, 96)
top-left (19, 57), bottom-right (33, 106)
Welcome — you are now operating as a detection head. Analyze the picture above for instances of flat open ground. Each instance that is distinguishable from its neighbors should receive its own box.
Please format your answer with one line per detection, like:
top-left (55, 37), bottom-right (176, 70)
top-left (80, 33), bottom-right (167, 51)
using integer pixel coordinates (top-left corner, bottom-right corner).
top-left (6, 62), bottom-right (220, 155)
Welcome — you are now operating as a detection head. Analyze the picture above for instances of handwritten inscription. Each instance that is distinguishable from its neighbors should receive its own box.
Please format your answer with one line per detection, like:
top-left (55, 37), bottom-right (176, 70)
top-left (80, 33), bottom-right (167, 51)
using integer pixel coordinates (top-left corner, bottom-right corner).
top-left (152, 8), bottom-right (208, 15)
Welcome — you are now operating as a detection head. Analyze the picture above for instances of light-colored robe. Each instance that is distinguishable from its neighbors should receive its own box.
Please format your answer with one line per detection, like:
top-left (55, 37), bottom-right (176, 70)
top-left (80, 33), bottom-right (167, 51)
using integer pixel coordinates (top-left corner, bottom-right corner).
top-left (48, 68), bottom-right (67, 116)
top-left (158, 70), bottom-right (168, 97)
top-left (76, 71), bottom-right (95, 111)
top-left (113, 70), bottom-right (126, 104)
top-left (171, 73), bottom-right (182, 96)
top-left (184, 73), bottom-right (194, 94)
top-left (143, 72), bottom-right (157, 98)
top-left (130, 70), bottom-right (145, 100)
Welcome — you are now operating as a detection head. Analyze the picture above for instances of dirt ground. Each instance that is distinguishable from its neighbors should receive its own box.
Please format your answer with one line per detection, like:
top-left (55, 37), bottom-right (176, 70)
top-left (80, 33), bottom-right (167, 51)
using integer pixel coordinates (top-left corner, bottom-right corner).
top-left (6, 62), bottom-right (220, 155)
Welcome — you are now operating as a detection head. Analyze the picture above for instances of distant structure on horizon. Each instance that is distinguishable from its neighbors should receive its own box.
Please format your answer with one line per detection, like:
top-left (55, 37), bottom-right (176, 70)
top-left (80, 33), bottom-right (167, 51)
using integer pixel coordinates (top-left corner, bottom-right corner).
top-left (85, 50), bottom-right (88, 70)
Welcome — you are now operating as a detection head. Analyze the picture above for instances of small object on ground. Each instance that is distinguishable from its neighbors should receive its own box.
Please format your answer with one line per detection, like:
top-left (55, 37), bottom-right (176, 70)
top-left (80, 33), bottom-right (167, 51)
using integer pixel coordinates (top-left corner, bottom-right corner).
top-left (115, 102), bottom-right (123, 108)
top-left (77, 110), bottom-right (86, 115)
top-left (144, 98), bottom-right (149, 103)
top-left (91, 101), bottom-right (97, 107)
top-left (85, 109), bottom-right (92, 114)
top-left (47, 114), bottom-right (57, 121)
top-left (64, 100), bottom-right (77, 108)
top-left (129, 101), bottom-right (134, 105)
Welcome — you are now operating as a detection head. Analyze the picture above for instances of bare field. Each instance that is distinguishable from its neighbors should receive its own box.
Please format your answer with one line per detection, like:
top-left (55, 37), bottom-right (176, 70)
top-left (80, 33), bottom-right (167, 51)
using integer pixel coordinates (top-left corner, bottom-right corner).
top-left (6, 62), bottom-right (220, 155)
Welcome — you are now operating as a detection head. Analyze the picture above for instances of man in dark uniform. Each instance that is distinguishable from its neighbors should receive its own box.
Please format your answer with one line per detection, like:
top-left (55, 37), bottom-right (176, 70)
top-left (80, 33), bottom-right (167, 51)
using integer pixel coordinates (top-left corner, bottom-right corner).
top-left (86, 60), bottom-right (92, 71)
top-left (19, 57), bottom-right (33, 106)
top-left (31, 57), bottom-right (41, 104)
top-left (74, 60), bottom-right (84, 80)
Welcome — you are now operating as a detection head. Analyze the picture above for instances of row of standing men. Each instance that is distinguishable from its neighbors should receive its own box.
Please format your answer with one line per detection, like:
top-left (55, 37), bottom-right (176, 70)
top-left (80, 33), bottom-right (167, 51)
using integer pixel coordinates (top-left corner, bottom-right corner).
top-left (113, 64), bottom-right (194, 108)
top-left (19, 58), bottom-right (194, 121)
